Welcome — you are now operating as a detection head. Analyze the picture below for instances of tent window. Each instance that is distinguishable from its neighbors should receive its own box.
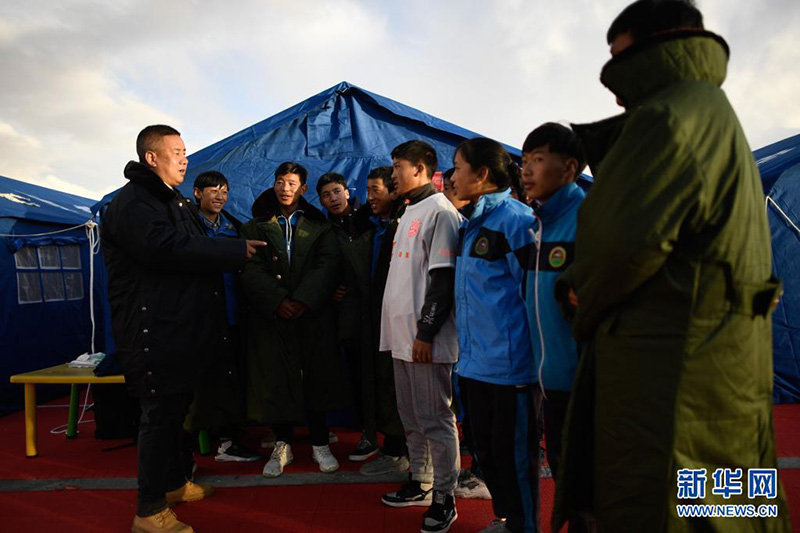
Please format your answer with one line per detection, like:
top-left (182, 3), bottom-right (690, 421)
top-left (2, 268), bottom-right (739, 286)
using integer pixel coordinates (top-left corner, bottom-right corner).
top-left (38, 245), bottom-right (61, 269)
top-left (14, 247), bottom-right (38, 269)
top-left (17, 273), bottom-right (42, 304)
top-left (64, 272), bottom-right (84, 300)
top-left (42, 272), bottom-right (66, 301)
top-left (13, 244), bottom-right (84, 304)
top-left (61, 245), bottom-right (81, 269)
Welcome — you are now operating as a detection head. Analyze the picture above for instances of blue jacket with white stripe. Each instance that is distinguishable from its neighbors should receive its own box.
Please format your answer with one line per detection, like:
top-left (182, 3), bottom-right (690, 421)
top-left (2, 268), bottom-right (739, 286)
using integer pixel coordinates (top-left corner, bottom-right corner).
top-left (526, 182), bottom-right (585, 391)
top-left (454, 189), bottom-right (537, 386)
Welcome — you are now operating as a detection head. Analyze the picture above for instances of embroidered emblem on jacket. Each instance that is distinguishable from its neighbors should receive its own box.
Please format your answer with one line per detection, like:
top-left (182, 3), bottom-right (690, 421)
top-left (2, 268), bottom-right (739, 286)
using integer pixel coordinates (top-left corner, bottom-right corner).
top-left (474, 237), bottom-right (490, 256)
top-left (549, 246), bottom-right (567, 268)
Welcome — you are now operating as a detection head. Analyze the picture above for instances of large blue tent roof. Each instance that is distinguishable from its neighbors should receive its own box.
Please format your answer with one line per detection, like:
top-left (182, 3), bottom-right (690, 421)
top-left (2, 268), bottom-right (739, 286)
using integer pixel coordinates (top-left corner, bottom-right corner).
top-left (0, 175), bottom-right (95, 227)
top-left (154, 81), bottom-right (521, 222)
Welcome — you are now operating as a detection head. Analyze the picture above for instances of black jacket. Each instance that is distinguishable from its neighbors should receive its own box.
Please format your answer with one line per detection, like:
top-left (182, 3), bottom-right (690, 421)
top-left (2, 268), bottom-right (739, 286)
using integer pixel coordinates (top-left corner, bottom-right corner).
top-left (101, 161), bottom-right (246, 397)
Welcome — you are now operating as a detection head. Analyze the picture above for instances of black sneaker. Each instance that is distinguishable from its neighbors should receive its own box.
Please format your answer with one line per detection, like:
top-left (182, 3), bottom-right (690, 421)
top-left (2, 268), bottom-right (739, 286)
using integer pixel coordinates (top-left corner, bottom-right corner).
top-left (381, 477), bottom-right (433, 507)
top-left (422, 491), bottom-right (457, 532)
top-left (348, 434), bottom-right (379, 461)
top-left (215, 440), bottom-right (261, 463)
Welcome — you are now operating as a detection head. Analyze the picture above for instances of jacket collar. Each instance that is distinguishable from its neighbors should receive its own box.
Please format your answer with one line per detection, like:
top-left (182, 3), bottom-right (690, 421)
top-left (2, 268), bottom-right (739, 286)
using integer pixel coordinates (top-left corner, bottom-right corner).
top-left (534, 182), bottom-right (583, 223)
top-left (123, 161), bottom-right (178, 203)
top-left (405, 183), bottom-right (437, 205)
top-left (250, 187), bottom-right (326, 222)
top-left (601, 30), bottom-right (729, 108)
top-left (462, 188), bottom-right (510, 228)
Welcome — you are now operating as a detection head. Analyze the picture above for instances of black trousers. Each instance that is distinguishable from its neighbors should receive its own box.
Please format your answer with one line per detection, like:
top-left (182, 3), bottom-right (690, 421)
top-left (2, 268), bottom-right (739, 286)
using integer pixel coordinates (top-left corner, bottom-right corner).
top-left (273, 410), bottom-right (329, 447)
top-left (463, 378), bottom-right (541, 533)
top-left (456, 374), bottom-right (483, 479)
top-left (137, 392), bottom-right (194, 517)
top-left (341, 338), bottom-right (371, 440)
top-left (541, 389), bottom-right (589, 533)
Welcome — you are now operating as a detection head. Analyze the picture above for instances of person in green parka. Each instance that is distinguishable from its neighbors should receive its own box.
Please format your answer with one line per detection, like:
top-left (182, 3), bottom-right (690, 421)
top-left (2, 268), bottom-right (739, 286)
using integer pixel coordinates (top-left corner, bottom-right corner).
top-left (552, 1), bottom-right (791, 532)
top-left (240, 162), bottom-right (348, 478)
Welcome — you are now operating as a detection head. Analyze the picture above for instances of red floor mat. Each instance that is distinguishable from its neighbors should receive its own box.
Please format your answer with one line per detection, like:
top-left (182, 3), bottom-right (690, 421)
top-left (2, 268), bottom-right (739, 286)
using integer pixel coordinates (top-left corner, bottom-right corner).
top-left (774, 404), bottom-right (800, 457)
top-left (0, 481), bottom-right (556, 532)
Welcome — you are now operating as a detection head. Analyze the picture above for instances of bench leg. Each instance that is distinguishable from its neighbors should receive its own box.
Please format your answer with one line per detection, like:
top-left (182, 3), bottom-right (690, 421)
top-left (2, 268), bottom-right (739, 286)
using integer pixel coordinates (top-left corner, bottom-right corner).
top-left (198, 429), bottom-right (211, 455)
top-left (67, 384), bottom-right (79, 439)
top-left (24, 384), bottom-right (37, 458)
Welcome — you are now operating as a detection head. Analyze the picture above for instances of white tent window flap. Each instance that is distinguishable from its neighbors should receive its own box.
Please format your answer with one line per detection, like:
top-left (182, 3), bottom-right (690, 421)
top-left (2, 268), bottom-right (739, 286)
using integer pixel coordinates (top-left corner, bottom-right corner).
top-left (16, 272), bottom-right (42, 304)
top-left (14, 244), bottom-right (83, 304)
top-left (14, 246), bottom-right (38, 269)
top-left (42, 272), bottom-right (66, 301)
top-left (64, 272), bottom-right (84, 300)
top-left (38, 245), bottom-right (61, 269)
top-left (61, 245), bottom-right (81, 269)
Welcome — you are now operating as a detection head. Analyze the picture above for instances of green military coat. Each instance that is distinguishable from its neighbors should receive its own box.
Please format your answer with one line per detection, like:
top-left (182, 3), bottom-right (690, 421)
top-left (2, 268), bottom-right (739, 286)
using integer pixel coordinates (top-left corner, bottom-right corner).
top-left (339, 201), bottom-right (407, 442)
top-left (553, 31), bottom-right (790, 532)
top-left (239, 191), bottom-right (347, 424)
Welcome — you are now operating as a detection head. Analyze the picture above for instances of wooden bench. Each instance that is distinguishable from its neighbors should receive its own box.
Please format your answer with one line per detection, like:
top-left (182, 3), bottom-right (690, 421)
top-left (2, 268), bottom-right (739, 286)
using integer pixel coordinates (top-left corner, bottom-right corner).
top-left (9, 364), bottom-right (124, 457)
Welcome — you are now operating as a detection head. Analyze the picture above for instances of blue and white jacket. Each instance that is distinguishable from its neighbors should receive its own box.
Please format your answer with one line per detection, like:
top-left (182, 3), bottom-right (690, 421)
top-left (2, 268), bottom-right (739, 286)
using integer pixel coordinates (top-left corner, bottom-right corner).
top-left (454, 189), bottom-right (537, 386)
top-left (526, 182), bottom-right (585, 391)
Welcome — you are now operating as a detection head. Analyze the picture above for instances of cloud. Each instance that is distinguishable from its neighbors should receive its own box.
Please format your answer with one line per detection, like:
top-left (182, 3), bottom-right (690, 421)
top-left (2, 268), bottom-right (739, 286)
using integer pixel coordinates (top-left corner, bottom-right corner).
top-left (0, 0), bottom-right (798, 200)
top-left (22, 174), bottom-right (101, 200)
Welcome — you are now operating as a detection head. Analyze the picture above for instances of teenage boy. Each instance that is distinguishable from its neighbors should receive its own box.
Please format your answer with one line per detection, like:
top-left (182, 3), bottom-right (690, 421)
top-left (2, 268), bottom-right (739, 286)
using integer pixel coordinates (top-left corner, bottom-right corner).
top-left (316, 172), bottom-right (377, 462)
top-left (353, 166), bottom-right (410, 476)
top-left (240, 162), bottom-right (347, 477)
top-left (521, 123), bottom-right (587, 532)
top-left (185, 171), bottom-right (260, 465)
top-left (380, 141), bottom-right (462, 533)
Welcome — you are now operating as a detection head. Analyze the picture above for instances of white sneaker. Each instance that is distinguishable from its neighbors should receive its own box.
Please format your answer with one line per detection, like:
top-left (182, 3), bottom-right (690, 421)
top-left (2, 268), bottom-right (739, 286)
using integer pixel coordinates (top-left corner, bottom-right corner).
top-left (454, 470), bottom-right (491, 499)
top-left (312, 444), bottom-right (340, 473)
top-left (328, 431), bottom-right (338, 444)
top-left (262, 441), bottom-right (293, 478)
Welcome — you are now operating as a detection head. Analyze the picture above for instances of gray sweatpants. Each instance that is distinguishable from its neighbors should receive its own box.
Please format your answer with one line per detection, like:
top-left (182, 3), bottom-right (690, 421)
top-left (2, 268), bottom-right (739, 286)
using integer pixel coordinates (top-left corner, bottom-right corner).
top-left (393, 359), bottom-right (460, 494)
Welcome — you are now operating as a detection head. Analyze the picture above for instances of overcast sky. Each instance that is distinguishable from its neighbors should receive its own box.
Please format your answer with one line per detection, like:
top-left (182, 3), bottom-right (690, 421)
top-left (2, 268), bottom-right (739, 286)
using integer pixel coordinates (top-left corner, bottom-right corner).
top-left (1, 0), bottom-right (798, 199)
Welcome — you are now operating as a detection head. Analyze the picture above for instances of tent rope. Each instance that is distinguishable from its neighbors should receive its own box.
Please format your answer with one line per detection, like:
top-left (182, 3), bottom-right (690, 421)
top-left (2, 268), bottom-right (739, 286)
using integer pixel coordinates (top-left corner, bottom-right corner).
top-left (0, 220), bottom-right (94, 238)
top-left (766, 196), bottom-right (800, 236)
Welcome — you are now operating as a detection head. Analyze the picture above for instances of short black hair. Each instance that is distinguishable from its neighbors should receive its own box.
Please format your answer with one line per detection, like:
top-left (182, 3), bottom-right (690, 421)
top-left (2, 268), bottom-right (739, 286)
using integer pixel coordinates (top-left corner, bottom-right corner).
top-left (136, 125), bottom-right (180, 163)
top-left (607, 0), bottom-right (703, 45)
top-left (194, 170), bottom-right (229, 191)
top-left (455, 138), bottom-right (519, 191)
top-left (522, 123), bottom-right (587, 178)
top-left (367, 166), bottom-right (394, 193)
top-left (274, 161), bottom-right (308, 185)
top-left (315, 172), bottom-right (348, 196)
top-left (391, 140), bottom-right (438, 178)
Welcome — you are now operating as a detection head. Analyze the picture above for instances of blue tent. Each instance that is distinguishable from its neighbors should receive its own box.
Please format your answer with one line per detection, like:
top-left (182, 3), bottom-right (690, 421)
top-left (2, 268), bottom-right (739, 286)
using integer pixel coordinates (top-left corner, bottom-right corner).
top-left (178, 81), bottom-right (522, 220)
top-left (92, 80), bottom-right (530, 354)
top-left (756, 134), bottom-right (800, 403)
top-left (0, 176), bottom-right (100, 414)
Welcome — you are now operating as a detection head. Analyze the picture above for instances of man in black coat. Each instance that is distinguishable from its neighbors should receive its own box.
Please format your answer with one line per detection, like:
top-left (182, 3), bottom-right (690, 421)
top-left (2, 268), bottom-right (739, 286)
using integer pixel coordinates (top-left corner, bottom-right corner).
top-left (101, 125), bottom-right (264, 533)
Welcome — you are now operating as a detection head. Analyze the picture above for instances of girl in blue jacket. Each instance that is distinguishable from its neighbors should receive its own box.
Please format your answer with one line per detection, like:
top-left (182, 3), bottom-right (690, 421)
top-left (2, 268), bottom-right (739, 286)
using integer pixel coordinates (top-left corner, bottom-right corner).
top-left (452, 137), bottom-right (539, 533)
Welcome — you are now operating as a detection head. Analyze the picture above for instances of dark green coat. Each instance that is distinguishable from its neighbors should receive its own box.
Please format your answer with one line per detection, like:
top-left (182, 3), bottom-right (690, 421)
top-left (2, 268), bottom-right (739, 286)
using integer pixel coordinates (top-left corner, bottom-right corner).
top-left (239, 191), bottom-right (347, 424)
top-left (339, 201), bottom-right (406, 440)
top-left (553, 31), bottom-right (790, 532)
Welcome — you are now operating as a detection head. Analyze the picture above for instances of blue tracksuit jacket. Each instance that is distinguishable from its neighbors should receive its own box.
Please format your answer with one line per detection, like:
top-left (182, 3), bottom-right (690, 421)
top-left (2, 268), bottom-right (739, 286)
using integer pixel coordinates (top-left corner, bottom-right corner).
top-left (454, 189), bottom-right (537, 386)
top-left (525, 182), bottom-right (585, 391)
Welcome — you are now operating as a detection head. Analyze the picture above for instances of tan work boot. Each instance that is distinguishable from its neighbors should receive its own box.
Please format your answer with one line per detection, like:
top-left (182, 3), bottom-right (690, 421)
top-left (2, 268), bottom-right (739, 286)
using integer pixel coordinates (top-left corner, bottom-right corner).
top-left (165, 480), bottom-right (215, 504)
top-left (131, 508), bottom-right (194, 532)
